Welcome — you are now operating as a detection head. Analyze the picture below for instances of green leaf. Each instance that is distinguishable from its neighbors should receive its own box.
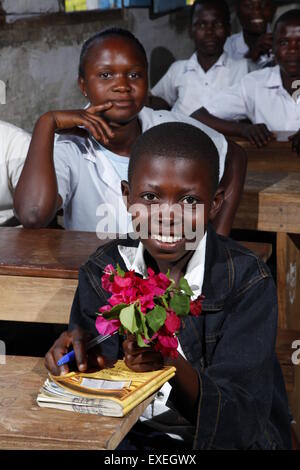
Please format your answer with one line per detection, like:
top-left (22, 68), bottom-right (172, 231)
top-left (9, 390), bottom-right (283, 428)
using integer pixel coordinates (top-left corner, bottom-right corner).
top-left (146, 306), bottom-right (167, 333)
top-left (136, 333), bottom-right (150, 348)
top-left (108, 303), bottom-right (128, 314)
top-left (116, 263), bottom-right (125, 277)
top-left (179, 277), bottom-right (194, 297)
top-left (170, 293), bottom-right (190, 316)
top-left (120, 304), bottom-right (139, 334)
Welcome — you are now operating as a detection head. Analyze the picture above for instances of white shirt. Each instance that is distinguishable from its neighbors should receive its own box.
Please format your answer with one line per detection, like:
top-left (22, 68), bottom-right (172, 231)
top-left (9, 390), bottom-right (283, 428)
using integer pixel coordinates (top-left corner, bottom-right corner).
top-left (206, 65), bottom-right (300, 131)
top-left (54, 106), bottom-right (228, 233)
top-left (0, 121), bottom-right (31, 226)
top-left (224, 30), bottom-right (274, 72)
top-left (118, 233), bottom-right (207, 442)
top-left (151, 52), bottom-right (249, 116)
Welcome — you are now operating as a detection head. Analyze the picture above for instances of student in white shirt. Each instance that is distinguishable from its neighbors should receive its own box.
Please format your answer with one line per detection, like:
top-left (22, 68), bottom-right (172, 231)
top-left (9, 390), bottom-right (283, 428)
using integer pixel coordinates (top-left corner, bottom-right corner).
top-left (151, 0), bottom-right (249, 116)
top-left (224, 0), bottom-right (276, 71)
top-left (192, 10), bottom-right (300, 155)
top-left (14, 28), bottom-right (246, 237)
top-left (0, 121), bottom-right (31, 226)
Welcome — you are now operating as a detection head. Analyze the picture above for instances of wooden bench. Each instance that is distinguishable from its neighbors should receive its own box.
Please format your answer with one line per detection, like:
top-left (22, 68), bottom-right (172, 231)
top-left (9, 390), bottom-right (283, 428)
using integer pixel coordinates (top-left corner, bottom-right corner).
top-left (0, 228), bottom-right (107, 324)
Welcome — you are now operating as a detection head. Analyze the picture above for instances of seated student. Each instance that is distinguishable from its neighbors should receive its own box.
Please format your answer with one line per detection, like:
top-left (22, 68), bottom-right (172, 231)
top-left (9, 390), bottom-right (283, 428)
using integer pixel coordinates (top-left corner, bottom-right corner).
top-left (0, 120), bottom-right (31, 227)
top-left (224, 0), bottom-right (276, 71)
top-left (14, 28), bottom-right (246, 238)
top-left (192, 10), bottom-right (300, 155)
top-left (150, 0), bottom-right (249, 116)
top-left (45, 122), bottom-right (291, 450)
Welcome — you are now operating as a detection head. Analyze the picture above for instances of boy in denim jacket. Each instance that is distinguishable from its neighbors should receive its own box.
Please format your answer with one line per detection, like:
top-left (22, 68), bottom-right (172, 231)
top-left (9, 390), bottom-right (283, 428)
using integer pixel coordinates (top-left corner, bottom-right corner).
top-left (45, 122), bottom-right (291, 450)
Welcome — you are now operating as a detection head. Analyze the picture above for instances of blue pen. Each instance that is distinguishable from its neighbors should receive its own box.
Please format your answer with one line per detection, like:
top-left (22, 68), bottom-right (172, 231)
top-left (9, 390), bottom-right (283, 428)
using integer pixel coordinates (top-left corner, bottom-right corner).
top-left (57, 331), bottom-right (118, 367)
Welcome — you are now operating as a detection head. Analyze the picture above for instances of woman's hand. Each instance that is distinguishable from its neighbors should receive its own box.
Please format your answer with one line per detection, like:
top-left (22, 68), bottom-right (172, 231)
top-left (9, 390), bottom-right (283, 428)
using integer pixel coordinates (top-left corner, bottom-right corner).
top-left (45, 102), bottom-right (115, 145)
top-left (122, 334), bottom-right (164, 372)
top-left (45, 326), bottom-right (113, 376)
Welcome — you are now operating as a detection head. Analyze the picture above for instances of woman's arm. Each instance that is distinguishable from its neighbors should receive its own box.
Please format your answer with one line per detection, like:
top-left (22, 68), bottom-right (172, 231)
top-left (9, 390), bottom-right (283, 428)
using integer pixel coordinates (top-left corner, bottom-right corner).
top-left (212, 139), bottom-right (247, 237)
top-left (14, 104), bottom-right (114, 228)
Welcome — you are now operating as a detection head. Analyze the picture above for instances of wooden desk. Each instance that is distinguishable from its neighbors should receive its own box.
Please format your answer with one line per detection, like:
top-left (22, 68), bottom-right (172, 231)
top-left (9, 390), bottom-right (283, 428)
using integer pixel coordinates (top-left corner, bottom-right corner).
top-left (0, 229), bottom-right (106, 324)
top-left (0, 356), bottom-right (154, 450)
top-left (234, 171), bottom-right (300, 330)
top-left (234, 135), bottom-right (300, 173)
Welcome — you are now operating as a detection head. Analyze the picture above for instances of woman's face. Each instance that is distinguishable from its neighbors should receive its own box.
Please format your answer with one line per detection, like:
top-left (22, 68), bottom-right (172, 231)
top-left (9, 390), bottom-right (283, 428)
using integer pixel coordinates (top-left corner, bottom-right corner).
top-left (79, 36), bottom-right (148, 125)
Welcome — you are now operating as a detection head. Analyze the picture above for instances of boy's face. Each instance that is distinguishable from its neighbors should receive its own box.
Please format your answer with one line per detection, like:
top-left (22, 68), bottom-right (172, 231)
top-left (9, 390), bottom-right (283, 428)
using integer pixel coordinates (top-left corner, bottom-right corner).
top-left (122, 154), bottom-right (223, 264)
top-left (78, 36), bottom-right (148, 125)
top-left (191, 4), bottom-right (230, 57)
top-left (274, 22), bottom-right (300, 79)
top-left (238, 0), bottom-right (275, 35)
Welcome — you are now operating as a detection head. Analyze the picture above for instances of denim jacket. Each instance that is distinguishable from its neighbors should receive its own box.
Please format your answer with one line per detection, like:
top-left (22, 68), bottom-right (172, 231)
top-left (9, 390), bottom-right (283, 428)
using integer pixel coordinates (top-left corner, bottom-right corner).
top-left (69, 223), bottom-right (292, 450)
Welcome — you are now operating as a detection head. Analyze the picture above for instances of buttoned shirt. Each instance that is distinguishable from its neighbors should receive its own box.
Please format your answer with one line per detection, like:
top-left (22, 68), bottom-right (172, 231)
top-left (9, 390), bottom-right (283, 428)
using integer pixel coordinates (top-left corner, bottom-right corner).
top-left (206, 65), bottom-right (300, 131)
top-left (151, 52), bottom-right (249, 115)
top-left (0, 121), bottom-right (31, 226)
top-left (54, 107), bottom-right (228, 233)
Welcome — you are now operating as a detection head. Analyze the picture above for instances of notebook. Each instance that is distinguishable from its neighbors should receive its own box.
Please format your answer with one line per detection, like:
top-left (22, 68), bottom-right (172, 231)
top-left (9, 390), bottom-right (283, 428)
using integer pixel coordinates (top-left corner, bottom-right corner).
top-left (37, 359), bottom-right (176, 417)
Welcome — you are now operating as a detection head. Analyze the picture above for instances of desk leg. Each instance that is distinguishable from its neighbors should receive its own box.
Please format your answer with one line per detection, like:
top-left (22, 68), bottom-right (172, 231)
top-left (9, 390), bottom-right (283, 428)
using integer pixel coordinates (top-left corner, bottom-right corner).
top-left (277, 232), bottom-right (300, 329)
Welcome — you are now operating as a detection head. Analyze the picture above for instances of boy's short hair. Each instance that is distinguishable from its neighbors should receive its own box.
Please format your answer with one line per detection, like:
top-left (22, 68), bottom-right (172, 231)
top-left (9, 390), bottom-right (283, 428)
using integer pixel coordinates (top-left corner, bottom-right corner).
top-left (128, 122), bottom-right (220, 194)
top-left (191, 0), bottom-right (231, 26)
top-left (273, 9), bottom-right (300, 35)
top-left (79, 27), bottom-right (148, 78)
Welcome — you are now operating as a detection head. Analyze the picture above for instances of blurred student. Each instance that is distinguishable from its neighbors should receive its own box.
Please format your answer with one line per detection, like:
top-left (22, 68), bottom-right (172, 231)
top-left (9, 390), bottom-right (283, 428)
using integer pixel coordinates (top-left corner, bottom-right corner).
top-left (0, 120), bottom-right (31, 227)
top-left (193, 10), bottom-right (300, 155)
top-left (151, 0), bottom-right (248, 116)
top-left (14, 28), bottom-right (246, 237)
top-left (224, 0), bottom-right (276, 71)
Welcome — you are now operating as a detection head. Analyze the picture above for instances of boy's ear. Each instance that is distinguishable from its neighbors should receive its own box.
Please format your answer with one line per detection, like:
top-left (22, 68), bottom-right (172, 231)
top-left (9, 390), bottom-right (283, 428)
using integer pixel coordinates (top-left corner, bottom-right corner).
top-left (121, 180), bottom-right (130, 210)
top-left (78, 76), bottom-right (87, 97)
top-left (209, 186), bottom-right (225, 221)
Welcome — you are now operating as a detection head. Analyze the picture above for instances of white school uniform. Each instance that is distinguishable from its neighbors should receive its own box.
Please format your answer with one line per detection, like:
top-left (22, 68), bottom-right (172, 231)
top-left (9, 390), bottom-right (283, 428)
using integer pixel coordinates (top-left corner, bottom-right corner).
top-left (151, 52), bottom-right (249, 116)
top-left (224, 29), bottom-right (274, 71)
top-left (118, 232), bottom-right (207, 443)
top-left (0, 121), bottom-right (31, 226)
top-left (205, 65), bottom-right (300, 131)
top-left (54, 106), bottom-right (228, 233)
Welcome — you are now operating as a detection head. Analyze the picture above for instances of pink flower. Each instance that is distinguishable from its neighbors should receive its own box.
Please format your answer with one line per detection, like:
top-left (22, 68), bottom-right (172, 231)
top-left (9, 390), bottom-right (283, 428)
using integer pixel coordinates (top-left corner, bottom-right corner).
top-left (165, 311), bottom-right (181, 334)
top-left (190, 296), bottom-right (204, 316)
top-left (99, 304), bottom-right (112, 313)
top-left (154, 333), bottom-right (179, 358)
top-left (96, 316), bottom-right (120, 336)
top-left (114, 275), bottom-right (133, 288)
top-left (139, 294), bottom-right (155, 313)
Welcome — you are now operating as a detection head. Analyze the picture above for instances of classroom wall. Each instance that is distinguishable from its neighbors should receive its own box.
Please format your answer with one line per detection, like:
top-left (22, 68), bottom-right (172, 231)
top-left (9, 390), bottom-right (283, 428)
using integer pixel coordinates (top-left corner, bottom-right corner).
top-left (0, 5), bottom-right (194, 132)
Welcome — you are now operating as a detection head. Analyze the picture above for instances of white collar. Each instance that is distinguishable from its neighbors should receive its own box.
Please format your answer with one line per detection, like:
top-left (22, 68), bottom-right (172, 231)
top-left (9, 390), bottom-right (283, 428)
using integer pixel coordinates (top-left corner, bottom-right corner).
top-left (186, 51), bottom-right (227, 72)
top-left (118, 233), bottom-right (207, 299)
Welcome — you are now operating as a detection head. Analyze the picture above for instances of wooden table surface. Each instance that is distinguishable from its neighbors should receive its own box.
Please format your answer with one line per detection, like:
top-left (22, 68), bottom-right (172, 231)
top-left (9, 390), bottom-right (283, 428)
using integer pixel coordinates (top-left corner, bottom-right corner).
top-left (0, 356), bottom-right (154, 450)
top-left (234, 135), bottom-right (300, 173)
top-left (0, 228), bottom-right (106, 279)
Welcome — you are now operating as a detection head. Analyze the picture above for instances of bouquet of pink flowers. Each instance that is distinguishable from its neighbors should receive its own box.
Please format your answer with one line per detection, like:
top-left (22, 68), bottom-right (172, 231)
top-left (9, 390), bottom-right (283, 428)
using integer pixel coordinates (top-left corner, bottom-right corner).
top-left (95, 264), bottom-right (204, 358)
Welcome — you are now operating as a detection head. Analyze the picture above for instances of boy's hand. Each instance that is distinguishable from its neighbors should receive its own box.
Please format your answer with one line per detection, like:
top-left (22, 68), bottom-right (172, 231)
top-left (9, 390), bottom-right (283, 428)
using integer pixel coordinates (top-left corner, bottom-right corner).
top-left (45, 326), bottom-right (109, 376)
top-left (122, 334), bottom-right (164, 372)
top-left (45, 103), bottom-right (115, 145)
top-left (249, 33), bottom-right (273, 62)
top-left (289, 130), bottom-right (300, 156)
top-left (241, 123), bottom-right (275, 147)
